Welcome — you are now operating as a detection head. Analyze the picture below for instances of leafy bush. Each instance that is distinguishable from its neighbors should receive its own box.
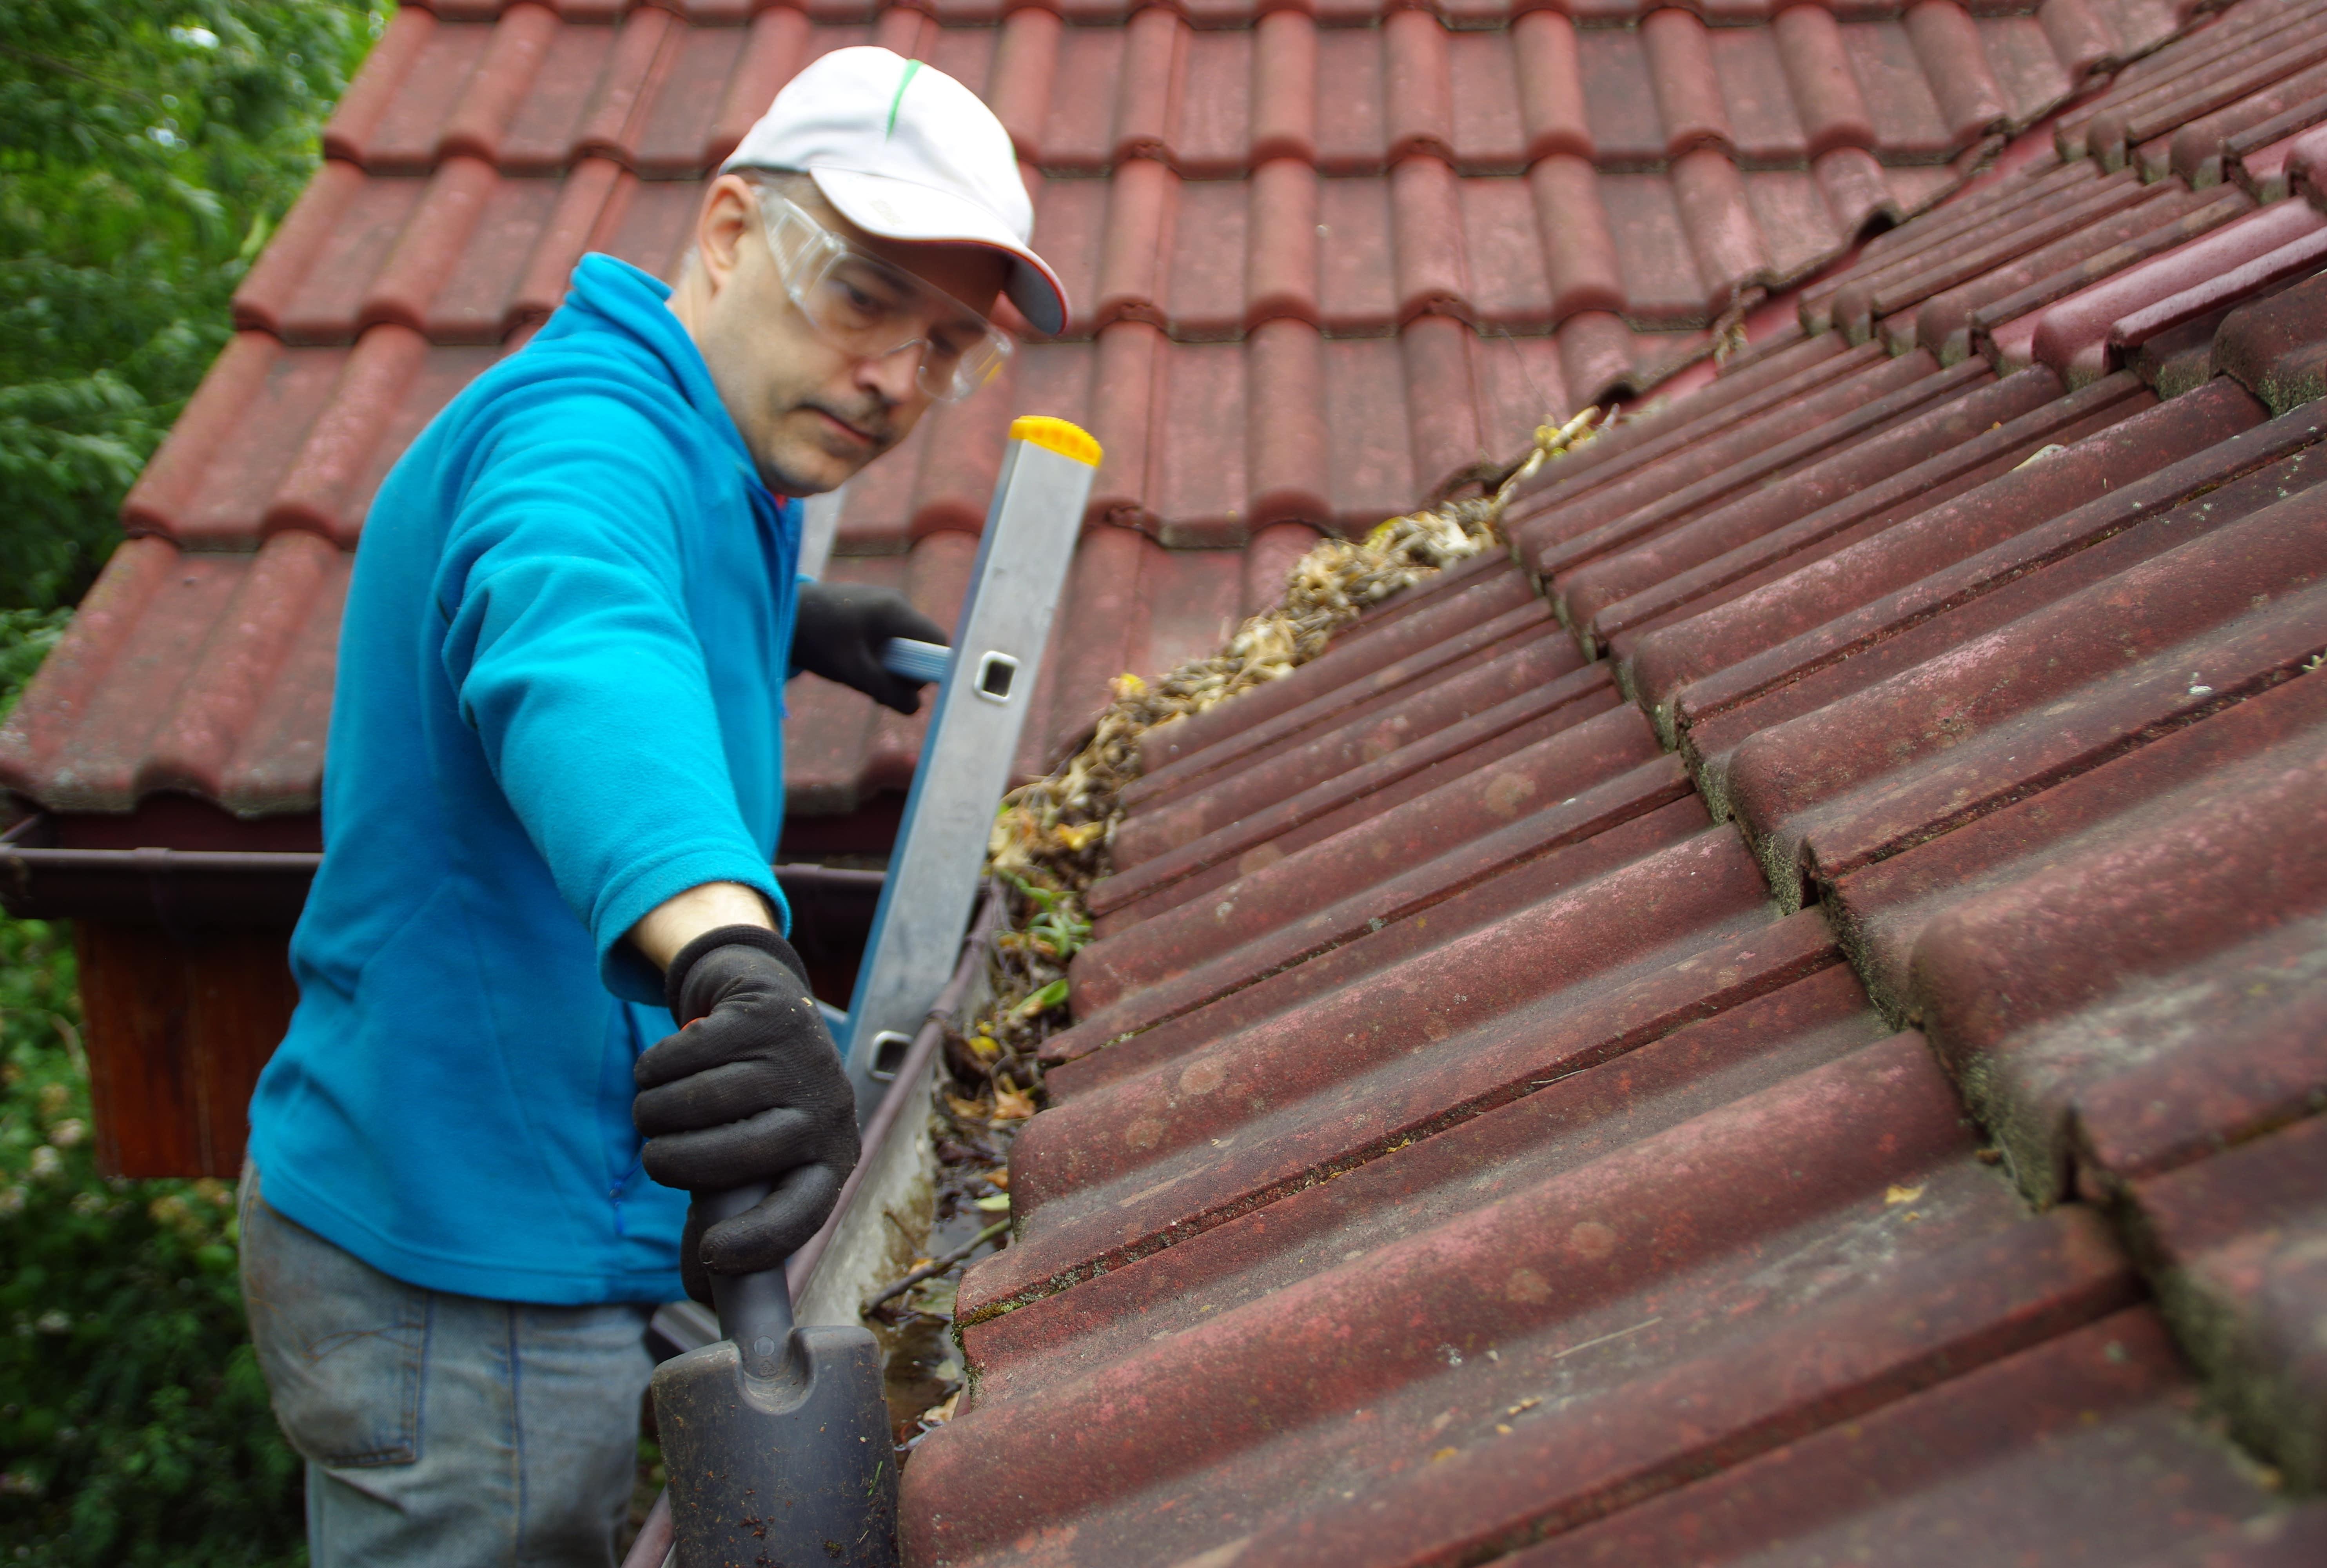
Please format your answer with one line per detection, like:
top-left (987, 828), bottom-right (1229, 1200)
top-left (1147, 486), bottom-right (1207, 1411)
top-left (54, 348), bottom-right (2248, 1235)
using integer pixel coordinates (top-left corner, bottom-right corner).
top-left (0, 929), bottom-right (308, 1566)
top-left (0, 0), bottom-right (388, 610)
top-left (0, 8), bottom-right (389, 1551)
top-left (0, 610), bottom-right (69, 702)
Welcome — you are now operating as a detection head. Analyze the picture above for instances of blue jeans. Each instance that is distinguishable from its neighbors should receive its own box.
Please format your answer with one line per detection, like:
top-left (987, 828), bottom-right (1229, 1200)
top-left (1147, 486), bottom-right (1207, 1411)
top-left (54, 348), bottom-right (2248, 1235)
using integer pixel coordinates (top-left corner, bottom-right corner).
top-left (238, 1166), bottom-right (655, 1567)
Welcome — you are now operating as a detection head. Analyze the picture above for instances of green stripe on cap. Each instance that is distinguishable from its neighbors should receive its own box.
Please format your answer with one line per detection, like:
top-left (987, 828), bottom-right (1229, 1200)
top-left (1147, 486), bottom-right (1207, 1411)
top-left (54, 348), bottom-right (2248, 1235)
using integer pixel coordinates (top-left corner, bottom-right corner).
top-left (885, 60), bottom-right (922, 139)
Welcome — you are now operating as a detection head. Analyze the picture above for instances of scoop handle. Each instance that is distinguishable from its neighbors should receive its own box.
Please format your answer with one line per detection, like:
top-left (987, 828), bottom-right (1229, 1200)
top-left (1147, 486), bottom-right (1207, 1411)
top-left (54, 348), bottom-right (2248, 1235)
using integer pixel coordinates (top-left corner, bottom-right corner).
top-left (699, 1184), bottom-right (793, 1381)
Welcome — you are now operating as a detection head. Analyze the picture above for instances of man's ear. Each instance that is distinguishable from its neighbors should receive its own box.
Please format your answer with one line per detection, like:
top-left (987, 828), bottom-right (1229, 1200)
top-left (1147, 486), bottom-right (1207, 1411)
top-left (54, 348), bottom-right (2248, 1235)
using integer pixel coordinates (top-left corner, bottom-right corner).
top-left (694, 174), bottom-right (759, 299)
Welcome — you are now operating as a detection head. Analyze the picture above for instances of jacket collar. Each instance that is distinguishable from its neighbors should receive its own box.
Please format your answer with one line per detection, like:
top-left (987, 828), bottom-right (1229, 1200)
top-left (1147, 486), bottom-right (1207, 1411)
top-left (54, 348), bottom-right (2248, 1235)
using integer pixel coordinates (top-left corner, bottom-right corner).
top-left (562, 254), bottom-right (774, 498)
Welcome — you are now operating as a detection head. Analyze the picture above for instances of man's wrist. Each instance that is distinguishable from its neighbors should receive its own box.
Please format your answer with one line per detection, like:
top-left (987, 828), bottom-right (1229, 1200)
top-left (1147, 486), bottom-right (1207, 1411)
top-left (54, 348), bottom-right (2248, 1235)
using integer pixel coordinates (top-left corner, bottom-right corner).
top-left (661, 925), bottom-right (809, 1022)
top-left (629, 881), bottom-right (777, 973)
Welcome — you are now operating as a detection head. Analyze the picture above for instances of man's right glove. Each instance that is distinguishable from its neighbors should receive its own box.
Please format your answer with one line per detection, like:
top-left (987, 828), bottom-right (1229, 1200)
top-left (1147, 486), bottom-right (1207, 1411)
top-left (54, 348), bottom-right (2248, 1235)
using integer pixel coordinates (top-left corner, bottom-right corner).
top-left (792, 580), bottom-right (947, 715)
top-left (632, 925), bottom-right (860, 1305)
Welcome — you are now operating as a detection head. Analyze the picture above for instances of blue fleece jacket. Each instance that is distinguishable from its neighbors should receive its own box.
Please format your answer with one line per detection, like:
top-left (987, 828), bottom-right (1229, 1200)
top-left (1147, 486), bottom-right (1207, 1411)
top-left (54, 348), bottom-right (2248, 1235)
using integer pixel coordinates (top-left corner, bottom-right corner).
top-left (248, 255), bottom-right (800, 1305)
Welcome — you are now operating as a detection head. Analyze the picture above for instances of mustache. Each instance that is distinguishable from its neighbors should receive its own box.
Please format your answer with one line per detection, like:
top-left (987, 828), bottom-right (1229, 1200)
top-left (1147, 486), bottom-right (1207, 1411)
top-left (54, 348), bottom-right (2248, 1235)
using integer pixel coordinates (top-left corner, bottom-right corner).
top-left (805, 396), bottom-right (898, 443)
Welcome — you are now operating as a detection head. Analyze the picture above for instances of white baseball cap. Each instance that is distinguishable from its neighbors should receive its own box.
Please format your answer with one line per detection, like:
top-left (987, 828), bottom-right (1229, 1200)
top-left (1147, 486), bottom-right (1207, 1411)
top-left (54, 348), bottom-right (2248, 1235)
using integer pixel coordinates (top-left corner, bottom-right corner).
top-left (723, 47), bottom-right (1069, 335)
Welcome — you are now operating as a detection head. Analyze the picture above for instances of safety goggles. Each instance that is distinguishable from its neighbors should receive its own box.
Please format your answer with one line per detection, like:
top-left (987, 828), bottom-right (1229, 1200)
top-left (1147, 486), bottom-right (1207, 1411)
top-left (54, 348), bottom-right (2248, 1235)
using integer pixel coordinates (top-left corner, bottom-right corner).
top-left (753, 188), bottom-right (1012, 403)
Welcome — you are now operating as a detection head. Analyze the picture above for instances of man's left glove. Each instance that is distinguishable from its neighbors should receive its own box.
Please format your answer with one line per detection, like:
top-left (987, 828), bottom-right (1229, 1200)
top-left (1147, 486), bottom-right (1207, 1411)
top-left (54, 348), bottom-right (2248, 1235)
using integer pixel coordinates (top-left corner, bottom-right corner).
top-left (633, 925), bottom-right (861, 1305)
top-left (793, 581), bottom-right (947, 714)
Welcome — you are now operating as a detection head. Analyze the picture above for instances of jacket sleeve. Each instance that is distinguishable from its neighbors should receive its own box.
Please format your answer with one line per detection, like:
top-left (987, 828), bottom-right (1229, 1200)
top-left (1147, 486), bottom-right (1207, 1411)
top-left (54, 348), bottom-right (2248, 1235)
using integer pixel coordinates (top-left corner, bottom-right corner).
top-left (433, 383), bottom-right (786, 1005)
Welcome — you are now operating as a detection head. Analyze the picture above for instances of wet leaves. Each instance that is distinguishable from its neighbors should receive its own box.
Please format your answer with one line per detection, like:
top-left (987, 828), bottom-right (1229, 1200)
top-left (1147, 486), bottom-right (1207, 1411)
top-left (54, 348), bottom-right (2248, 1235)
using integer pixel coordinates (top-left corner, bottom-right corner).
top-left (980, 407), bottom-right (1602, 918)
top-left (1015, 979), bottom-right (1069, 1018)
top-left (875, 410), bottom-right (1608, 1470)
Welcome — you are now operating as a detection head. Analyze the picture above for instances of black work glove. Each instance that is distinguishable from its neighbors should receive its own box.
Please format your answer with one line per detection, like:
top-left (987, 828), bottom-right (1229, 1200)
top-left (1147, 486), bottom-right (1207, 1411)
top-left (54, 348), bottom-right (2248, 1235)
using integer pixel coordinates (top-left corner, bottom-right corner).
top-left (633, 926), bottom-right (860, 1305)
top-left (792, 581), bottom-right (947, 714)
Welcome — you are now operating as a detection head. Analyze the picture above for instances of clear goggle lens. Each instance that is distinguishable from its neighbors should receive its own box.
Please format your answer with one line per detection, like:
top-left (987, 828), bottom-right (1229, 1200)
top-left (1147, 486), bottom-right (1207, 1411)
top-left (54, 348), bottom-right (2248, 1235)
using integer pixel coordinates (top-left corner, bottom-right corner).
top-left (755, 190), bottom-right (1011, 404)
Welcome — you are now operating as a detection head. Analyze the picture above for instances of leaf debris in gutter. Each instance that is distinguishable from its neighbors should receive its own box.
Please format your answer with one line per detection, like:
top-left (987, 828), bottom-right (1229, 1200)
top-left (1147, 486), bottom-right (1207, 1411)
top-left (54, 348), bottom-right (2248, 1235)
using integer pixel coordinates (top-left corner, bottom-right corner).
top-left (868, 407), bottom-right (1606, 1455)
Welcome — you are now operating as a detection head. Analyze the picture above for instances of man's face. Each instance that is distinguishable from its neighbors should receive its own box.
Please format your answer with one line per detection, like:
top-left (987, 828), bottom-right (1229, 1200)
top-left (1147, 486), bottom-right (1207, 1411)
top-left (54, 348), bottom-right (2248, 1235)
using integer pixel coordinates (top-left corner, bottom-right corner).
top-left (683, 175), bottom-right (1012, 497)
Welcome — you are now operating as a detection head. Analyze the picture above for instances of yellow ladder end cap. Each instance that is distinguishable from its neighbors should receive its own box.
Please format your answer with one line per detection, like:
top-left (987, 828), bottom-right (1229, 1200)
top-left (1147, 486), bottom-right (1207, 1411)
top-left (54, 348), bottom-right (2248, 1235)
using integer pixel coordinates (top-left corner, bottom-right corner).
top-left (1009, 415), bottom-right (1103, 468)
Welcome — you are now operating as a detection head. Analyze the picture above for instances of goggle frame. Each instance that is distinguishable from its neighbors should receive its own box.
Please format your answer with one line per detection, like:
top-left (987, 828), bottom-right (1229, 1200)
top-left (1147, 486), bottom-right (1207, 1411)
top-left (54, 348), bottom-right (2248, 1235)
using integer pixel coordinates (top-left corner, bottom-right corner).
top-left (751, 185), bottom-right (1013, 405)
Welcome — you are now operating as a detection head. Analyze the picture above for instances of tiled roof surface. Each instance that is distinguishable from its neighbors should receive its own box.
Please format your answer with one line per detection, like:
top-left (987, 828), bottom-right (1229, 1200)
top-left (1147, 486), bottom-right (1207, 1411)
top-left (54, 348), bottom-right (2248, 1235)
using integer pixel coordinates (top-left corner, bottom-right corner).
top-left (902, 4), bottom-right (2327, 1561)
top-left (0, 0), bottom-right (2194, 826)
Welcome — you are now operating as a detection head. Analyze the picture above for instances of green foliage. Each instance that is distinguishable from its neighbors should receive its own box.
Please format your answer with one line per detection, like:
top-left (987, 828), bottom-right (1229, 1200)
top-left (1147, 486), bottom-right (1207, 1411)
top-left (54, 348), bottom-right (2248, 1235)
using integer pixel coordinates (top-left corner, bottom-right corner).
top-left (0, 13), bottom-right (409, 1520)
top-left (0, 608), bottom-right (69, 704)
top-left (0, 0), bottom-right (390, 610)
top-left (1001, 871), bottom-right (1090, 962)
top-left (0, 918), bottom-right (305, 1566)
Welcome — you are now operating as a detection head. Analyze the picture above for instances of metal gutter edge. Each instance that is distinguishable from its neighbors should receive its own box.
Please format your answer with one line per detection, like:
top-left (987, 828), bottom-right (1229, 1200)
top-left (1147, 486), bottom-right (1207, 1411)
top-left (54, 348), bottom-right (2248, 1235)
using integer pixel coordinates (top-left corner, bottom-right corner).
top-left (794, 884), bottom-right (999, 1325)
top-left (0, 843), bottom-right (323, 927)
top-left (647, 885), bottom-right (998, 1355)
top-left (0, 816), bottom-right (885, 929)
top-left (0, 805), bottom-right (957, 1348)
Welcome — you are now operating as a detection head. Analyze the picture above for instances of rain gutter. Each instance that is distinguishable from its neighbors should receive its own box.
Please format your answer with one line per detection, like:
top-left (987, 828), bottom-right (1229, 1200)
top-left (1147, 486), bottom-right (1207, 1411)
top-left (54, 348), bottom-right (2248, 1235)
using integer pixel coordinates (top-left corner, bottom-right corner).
top-left (626, 886), bottom-right (998, 1568)
top-left (0, 813), bottom-right (884, 929)
top-left (0, 806), bottom-right (965, 1338)
top-left (644, 884), bottom-right (994, 1351)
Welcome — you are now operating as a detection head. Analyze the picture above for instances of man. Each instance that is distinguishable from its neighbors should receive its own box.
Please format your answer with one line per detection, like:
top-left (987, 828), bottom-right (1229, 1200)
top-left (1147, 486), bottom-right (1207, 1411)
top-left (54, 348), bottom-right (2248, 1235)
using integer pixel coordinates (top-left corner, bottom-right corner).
top-left (234, 49), bottom-right (1068, 1566)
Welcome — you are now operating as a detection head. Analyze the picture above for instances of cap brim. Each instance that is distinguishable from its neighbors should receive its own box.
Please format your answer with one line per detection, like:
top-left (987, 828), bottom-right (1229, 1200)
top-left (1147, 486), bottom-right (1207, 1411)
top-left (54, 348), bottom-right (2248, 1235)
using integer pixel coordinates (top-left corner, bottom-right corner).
top-left (810, 168), bottom-right (1070, 336)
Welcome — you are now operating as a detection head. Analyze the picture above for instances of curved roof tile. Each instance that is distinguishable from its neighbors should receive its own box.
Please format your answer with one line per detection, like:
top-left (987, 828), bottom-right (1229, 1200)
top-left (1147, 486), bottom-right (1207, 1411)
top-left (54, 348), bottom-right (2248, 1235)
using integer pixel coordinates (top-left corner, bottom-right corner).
top-left (1, 0), bottom-right (2207, 822)
top-left (898, 10), bottom-right (2327, 1543)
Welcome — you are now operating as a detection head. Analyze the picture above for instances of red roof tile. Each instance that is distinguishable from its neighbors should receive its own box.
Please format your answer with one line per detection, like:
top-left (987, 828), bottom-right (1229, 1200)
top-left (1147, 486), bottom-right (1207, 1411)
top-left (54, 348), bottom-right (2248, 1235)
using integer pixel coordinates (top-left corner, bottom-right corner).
top-left (0, 0), bottom-right (2193, 826)
top-left (38, 0), bottom-right (2304, 1522)
top-left (893, 4), bottom-right (2327, 1557)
